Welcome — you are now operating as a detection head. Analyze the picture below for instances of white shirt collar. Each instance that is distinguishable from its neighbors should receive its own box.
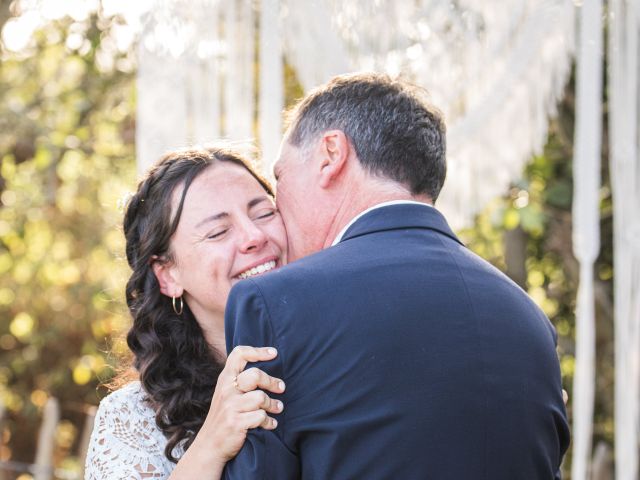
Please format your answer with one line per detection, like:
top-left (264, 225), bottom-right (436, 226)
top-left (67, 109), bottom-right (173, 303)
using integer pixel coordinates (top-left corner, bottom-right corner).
top-left (331, 200), bottom-right (433, 246)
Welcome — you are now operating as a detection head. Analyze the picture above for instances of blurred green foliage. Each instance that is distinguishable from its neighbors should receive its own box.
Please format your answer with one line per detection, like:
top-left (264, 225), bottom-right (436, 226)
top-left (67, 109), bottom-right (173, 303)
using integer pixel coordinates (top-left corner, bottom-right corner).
top-left (0, 2), bottom-right (614, 479)
top-left (0, 4), bottom-right (135, 471)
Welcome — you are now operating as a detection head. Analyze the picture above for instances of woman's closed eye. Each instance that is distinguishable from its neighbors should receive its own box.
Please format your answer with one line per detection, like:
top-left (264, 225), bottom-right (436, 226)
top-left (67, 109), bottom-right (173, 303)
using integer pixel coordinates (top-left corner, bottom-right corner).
top-left (205, 228), bottom-right (229, 240)
top-left (253, 209), bottom-right (276, 221)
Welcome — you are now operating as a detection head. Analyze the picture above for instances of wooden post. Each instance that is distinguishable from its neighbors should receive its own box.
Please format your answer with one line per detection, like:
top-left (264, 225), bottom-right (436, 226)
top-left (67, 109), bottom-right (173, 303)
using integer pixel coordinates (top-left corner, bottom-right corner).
top-left (592, 441), bottom-right (614, 480)
top-left (78, 406), bottom-right (97, 478)
top-left (0, 399), bottom-right (6, 480)
top-left (33, 397), bottom-right (59, 480)
top-left (504, 226), bottom-right (528, 289)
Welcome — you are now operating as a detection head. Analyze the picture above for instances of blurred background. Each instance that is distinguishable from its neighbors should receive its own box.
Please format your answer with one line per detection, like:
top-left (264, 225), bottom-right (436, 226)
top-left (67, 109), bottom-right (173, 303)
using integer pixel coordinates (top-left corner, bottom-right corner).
top-left (0, 0), bottom-right (632, 479)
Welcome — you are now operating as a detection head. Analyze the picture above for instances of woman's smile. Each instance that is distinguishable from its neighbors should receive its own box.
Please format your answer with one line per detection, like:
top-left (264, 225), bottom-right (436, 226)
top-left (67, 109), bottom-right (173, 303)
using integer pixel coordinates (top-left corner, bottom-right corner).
top-left (234, 257), bottom-right (280, 281)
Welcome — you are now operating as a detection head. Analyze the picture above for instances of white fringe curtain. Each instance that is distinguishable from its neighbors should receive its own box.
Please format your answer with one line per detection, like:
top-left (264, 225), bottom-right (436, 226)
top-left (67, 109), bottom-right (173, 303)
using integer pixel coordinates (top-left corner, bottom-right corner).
top-left (571, 1), bottom-right (603, 478)
top-left (281, 0), bottom-right (575, 230)
top-left (609, 1), bottom-right (640, 479)
top-left (189, 2), bottom-right (221, 146)
top-left (137, 1), bottom-right (575, 226)
top-left (280, 1), bottom-right (350, 92)
top-left (223, 0), bottom-right (254, 141)
top-left (136, 0), bottom-right (255, 174)
top-left (136, 0), bottom-right (192, 175)
top-left (259, 0), bottom-right (284, 174)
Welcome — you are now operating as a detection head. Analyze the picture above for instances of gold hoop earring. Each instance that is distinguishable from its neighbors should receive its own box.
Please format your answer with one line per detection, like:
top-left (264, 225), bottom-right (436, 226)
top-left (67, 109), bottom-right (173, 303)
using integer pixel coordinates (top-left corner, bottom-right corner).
top-left (172, 295), bottom-right (183, 315)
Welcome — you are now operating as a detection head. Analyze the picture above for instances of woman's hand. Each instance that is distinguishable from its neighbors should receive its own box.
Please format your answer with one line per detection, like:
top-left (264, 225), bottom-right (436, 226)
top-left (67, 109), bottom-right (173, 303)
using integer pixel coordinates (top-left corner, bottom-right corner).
top-left (203, 345), bottom-right (286, 463)
top-left (168, 346), bottom-right (285, 479)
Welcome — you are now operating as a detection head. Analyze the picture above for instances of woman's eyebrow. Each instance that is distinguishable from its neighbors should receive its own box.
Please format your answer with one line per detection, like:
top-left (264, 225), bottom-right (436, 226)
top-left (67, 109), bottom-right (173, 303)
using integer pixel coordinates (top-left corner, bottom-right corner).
top-left (247, 196), bottom-right (270, 209)
top-left (195, 197), bottom-right (270, 229)
top-left (195, 212), bottom-right (228, 229)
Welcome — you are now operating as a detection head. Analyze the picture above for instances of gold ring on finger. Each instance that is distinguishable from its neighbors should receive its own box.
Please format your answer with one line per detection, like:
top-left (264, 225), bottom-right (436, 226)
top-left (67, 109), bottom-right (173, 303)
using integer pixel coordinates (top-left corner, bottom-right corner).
top-left (233, 375), bottom-right (242, 392)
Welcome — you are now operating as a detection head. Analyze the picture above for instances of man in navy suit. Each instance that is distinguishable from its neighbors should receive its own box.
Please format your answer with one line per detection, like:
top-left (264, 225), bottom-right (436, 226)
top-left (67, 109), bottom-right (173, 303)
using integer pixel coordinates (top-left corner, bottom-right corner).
top-left (223, 73), bottom-right (570, 479)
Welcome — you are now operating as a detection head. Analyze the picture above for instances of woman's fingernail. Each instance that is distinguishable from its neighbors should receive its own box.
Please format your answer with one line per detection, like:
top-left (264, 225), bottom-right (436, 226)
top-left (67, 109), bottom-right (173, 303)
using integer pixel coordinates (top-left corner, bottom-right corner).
top-left (278, 381), bottom-right (286, 391)
top-left (272, 418), bottom-right (278, 428)
top-left (277, 400), bottom-right (284, 411)
top-left (268, 347), bottom-right (277, 355)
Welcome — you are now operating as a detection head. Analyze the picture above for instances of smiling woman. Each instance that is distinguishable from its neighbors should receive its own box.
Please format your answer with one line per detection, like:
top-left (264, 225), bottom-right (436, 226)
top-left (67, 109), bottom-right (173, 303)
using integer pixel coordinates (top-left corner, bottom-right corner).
top-left (84, 146), bottom-right (288, 480)
top-left (152, 158), bottom-right (287, 351)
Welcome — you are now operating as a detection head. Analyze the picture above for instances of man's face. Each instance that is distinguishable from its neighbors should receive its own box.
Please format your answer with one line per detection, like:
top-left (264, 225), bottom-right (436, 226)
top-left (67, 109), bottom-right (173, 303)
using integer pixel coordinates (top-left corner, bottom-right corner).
top-left (273, 140), bottom-right (325, 262)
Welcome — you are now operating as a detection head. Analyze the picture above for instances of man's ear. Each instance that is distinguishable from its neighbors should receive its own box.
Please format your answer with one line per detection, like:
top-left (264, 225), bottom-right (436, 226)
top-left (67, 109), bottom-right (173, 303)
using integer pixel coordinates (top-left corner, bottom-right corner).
top-left (151, 256), bottom-right (183, 298)
top-left (318, 130), bottom-right (350, 189)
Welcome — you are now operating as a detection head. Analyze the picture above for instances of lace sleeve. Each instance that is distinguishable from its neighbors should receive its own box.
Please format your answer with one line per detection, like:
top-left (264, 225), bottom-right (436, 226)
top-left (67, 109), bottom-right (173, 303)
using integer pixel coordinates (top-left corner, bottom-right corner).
top-left (84, 382), bottom-right (179, 480)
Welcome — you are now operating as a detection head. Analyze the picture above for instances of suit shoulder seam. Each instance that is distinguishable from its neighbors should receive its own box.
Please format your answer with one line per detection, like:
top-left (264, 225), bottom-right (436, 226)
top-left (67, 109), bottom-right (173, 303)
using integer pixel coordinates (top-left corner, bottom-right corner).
top-left (246, 278), bottom-right (293, 453)
top-left (434, 236), bottom-right (489, 480)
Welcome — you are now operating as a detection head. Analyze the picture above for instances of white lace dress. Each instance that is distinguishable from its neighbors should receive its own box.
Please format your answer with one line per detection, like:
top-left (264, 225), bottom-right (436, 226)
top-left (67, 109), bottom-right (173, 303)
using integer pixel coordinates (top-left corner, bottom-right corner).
top-left (85, 381), bottom-right (183, 479)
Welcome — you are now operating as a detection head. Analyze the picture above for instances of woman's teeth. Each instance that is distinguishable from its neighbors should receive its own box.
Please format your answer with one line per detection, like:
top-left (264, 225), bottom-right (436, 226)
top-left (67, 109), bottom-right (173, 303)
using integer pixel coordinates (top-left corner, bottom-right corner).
top-left (237, 260), bottom-right (277, 280)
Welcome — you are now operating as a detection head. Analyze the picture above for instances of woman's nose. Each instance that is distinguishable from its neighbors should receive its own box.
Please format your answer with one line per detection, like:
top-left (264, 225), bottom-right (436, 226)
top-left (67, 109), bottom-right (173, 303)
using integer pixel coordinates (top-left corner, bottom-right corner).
top-left (239, 222), bottom-right (268, 253)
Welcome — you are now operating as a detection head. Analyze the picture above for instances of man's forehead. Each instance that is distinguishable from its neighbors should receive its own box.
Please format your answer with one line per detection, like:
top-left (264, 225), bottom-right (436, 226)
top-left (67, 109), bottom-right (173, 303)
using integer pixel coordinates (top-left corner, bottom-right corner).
top-left (272, 144), bottom-right (287, 178)
top-left (279, 139), bottom-right (294, 154)
top-left (275, 142), bottom-right (297, 164)
top-left (273, 141), bottom-right (303, 180)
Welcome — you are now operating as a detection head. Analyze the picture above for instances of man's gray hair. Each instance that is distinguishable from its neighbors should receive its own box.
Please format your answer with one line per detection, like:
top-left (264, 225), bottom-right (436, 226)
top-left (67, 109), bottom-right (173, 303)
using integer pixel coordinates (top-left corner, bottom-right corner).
top-left (285, 72), bottom-right (447, 202)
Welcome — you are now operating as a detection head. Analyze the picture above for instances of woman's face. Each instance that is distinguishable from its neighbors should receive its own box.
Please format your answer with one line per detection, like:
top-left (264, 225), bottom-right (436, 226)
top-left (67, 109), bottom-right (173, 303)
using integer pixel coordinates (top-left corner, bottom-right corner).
top-left (158, 162), bottom-right (287, 339)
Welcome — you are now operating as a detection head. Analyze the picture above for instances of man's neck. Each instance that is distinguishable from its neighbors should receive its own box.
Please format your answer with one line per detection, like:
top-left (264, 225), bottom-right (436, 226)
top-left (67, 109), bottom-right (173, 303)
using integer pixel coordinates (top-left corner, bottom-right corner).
top-left (321, 181), bottom-right (431, 250)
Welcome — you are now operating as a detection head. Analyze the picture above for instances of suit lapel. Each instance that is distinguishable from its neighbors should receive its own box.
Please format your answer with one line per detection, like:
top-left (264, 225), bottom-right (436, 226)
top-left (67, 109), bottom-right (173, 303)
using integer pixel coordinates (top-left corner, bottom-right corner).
top-left (339, 204), bottom-right (465, 246)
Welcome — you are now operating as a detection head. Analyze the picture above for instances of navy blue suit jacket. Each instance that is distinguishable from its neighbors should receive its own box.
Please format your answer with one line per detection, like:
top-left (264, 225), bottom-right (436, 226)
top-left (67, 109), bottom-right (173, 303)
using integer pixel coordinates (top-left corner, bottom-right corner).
top-left (223, 204), bottom-right (570, 479)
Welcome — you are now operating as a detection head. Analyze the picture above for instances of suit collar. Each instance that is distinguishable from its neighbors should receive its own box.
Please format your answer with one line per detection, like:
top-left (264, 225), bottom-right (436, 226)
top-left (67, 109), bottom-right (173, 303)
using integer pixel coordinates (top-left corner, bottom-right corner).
top-left (338, 203), bottom-right (464, 246)
top-left (332, 200), bottom-right (431, 246)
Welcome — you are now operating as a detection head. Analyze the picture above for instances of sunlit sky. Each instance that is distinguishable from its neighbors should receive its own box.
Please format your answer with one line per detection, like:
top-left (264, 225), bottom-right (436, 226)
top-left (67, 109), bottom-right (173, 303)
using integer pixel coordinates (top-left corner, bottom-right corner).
top-left (1, 0), bottom-right (153, 52)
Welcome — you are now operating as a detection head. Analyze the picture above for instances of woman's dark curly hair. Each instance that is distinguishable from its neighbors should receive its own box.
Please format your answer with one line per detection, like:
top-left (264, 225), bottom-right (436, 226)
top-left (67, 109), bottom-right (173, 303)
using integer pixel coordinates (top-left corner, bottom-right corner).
top-left (123, 146), bottom-right (273, 462)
